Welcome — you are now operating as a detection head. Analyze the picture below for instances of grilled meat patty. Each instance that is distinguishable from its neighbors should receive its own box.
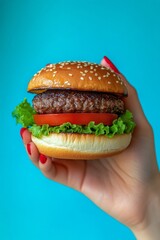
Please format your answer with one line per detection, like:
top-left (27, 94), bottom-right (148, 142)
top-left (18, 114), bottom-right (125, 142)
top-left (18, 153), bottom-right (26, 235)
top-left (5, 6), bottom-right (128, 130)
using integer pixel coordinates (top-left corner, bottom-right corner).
top-left (33, 90), bottom-right (125, 114)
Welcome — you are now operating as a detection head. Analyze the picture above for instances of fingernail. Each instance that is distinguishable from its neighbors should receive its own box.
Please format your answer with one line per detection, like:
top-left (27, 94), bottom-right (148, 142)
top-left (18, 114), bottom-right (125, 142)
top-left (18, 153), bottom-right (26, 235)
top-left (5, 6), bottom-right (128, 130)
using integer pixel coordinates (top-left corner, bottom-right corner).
top-left (103, 56), bottom-right (120, 74)
top-left (39, 154), bottom-right (47, 164)
top-left (20, 128), bottom-right (27, 139)
top-left (27, 143), bottom-right (31, 155)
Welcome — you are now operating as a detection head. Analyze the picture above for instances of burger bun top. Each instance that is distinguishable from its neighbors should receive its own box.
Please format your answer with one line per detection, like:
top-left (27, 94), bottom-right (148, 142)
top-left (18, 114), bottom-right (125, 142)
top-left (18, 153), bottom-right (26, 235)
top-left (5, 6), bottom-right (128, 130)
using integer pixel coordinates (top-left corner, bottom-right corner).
top-left (27, 61), bottom-right (127, 95)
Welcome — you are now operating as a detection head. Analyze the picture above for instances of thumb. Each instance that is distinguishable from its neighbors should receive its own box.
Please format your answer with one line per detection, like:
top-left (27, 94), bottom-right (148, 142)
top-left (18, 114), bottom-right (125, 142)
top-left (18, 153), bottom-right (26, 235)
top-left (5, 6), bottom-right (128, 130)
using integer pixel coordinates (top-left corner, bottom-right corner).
top-left (100, 56), bottom-right (151, 132)
top-left (100, 56), bottom-right (120, 74)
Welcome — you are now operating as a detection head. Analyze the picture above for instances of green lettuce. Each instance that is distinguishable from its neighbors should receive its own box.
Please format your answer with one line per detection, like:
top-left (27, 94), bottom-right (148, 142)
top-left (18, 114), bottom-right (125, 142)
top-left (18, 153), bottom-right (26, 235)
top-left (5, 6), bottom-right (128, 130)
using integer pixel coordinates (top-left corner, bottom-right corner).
top-left (12, 98), bottom-right (36, 127)
top-left (12, 99), bottom-right (136, 138)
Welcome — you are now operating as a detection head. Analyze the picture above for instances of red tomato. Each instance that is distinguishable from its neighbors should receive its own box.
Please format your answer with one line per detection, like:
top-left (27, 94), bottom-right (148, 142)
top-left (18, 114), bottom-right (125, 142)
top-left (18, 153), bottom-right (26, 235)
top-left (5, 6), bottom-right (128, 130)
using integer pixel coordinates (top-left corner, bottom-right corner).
top-left (33, 113), bottom-right (118, 126)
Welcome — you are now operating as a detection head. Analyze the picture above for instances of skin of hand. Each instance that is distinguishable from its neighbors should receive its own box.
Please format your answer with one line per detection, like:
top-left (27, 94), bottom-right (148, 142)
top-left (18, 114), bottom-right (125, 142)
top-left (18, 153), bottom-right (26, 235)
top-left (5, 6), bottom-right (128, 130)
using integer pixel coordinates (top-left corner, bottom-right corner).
top-left (21, 57), bottom-right (160, 239)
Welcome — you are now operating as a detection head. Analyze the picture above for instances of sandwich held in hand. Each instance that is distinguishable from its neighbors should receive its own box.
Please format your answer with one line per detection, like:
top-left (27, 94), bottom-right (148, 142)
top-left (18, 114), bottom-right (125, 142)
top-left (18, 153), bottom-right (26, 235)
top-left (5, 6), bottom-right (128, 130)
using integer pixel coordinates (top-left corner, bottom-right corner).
top-left (12, 61), bottom-right (136, 159)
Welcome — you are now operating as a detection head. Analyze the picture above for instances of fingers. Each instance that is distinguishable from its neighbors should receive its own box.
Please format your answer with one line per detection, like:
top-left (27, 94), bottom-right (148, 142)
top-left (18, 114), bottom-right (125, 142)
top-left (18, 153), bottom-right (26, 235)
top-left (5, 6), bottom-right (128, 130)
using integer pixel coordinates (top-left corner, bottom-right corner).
top-left (39, 158), bottom-right (85, 191)
top-left (100, 56), bottom-right (151, 131)
top-left (26, 142), bottom-right (40, 167)
top-left (120, 75), bottom-right (150, 130)
top-left (20, 128), bottom-right (85, 190)
top-left (20, 128), bottom-right (31, 144)
top-left (39, 158), bottom-right (64, 182)
top-left (21, 128), bottom-right (39, 167)
top-left (101, 56), bottom-right (120, 74)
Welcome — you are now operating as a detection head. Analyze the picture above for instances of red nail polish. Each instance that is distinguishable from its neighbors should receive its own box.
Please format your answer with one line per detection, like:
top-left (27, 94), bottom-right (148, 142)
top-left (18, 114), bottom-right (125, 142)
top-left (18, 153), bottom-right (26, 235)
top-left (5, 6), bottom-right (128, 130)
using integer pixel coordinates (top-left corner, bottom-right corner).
top-left (27, 143), bottom-right (31, 155)
top-left (39, 154), bottom-right (47, 164)
top-left (103, 56), bottom-right (120, 74)
top-left (20, 128), bottom-right (27, 139)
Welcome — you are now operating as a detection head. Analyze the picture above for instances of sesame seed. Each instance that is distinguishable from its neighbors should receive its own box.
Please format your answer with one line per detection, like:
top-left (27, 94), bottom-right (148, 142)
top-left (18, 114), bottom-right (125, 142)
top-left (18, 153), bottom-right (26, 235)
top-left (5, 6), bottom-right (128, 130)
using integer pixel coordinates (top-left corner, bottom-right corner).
top-left (68, 73), bottom-right (73, 76)
top-left (90, 71), bottom-right (93, 73)
top-left (90, 66), bottom-right (94, 69)
top-left (67, 67), bottom-right (71, 69)
top-left (98, 77), bottom-right (101, 80)
top-left (53, 74), bottom-right (56, 77)
top-left (64, 80), bottom-right (71, 85)
top-left (106, 73), bottom-right (110, 77)
top-left (53, 71), bottom-right (57, 73)
top-left (108, 81), bottom-right (111, 84)
top-left (105, 66), bottom-right (110, 70)
top-left (95, 73), bottom-right (98, 76)
top-left (89, 76), bottom-right (92, 80)
top-left (80, 77), bottom-right (84, 80)
top-left (84, 70), bottom-right (88, 73)
top-left (113, 74), bottom-right (116, 77)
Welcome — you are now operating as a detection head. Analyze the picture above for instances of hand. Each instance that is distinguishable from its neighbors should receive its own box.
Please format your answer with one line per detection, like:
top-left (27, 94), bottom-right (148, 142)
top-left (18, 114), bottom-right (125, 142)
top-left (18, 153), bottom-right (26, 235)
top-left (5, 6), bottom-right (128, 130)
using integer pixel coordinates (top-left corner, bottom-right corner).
top-left (21, 57), bottom-right (160, 239)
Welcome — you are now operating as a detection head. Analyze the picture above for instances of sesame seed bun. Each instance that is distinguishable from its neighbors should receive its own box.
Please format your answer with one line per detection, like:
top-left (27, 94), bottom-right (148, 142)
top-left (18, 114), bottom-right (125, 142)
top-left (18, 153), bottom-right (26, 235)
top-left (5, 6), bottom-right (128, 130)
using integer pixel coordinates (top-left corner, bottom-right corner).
top-left (28, 61), bottom-right (132, 160)
top-left (27, 61), bottom-right (127, 95)
top-left (31, 133), bottom-right (132, 160)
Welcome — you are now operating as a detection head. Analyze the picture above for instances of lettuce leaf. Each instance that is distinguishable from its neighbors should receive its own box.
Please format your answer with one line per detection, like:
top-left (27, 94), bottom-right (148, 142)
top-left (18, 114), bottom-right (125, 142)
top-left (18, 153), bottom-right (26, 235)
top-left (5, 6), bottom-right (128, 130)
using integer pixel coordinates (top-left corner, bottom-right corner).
top-left (12, 98), bottom-right (36, 127)
top-left (12, 98), bottom-right (136, 138)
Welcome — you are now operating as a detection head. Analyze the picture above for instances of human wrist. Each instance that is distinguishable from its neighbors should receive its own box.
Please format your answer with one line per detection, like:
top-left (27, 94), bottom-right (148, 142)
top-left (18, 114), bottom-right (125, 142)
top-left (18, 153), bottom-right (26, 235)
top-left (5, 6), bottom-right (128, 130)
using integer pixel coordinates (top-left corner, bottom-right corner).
top-left (131, 174), bottom-right (160, 240)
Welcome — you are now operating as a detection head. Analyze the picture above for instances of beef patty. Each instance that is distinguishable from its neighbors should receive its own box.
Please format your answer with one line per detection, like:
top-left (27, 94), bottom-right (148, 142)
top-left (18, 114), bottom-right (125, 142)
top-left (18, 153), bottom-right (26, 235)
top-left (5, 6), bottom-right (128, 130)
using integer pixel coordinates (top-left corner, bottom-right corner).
top-left (32, 90), bottom-right (125, 114)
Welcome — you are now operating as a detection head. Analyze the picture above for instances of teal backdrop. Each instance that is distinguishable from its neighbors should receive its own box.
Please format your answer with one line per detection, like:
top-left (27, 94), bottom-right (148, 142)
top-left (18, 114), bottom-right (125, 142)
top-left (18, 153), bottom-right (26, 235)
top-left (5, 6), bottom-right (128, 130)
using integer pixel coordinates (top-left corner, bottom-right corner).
top-left (1, 0), bottom-right (160, 239)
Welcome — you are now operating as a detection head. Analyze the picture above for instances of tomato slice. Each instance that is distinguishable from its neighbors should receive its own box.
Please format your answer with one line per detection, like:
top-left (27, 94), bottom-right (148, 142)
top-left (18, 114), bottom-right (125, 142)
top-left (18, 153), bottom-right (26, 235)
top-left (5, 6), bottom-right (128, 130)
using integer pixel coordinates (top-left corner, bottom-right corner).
top-left (34, 113), bottom-right (118, 126)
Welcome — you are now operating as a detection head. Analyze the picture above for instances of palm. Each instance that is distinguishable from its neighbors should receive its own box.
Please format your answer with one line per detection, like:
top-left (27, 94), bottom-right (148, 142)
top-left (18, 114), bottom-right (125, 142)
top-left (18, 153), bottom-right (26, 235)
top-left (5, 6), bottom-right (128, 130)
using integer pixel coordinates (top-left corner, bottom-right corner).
top-left (53, 127), bottom-right (156, 227)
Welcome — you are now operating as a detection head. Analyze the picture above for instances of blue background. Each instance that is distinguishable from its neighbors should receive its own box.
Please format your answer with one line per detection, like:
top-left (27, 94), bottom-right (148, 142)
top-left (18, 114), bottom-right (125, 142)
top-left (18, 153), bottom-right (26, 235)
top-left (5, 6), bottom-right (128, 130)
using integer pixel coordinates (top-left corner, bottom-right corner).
top-left (1, 0), bottom-right (160, 239)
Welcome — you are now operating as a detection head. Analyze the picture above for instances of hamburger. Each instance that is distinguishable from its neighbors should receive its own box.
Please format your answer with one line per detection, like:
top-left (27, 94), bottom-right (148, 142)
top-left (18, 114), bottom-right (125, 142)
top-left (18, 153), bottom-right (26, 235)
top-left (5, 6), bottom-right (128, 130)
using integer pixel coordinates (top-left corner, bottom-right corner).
top-left (12, 61), bottom-right (136, 160)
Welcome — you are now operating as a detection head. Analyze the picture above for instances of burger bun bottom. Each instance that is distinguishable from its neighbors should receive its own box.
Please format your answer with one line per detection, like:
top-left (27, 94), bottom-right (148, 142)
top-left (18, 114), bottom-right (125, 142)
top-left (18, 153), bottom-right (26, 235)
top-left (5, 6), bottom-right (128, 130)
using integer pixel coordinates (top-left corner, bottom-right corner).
top-left (31, 133), bottom-right (132, 160)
